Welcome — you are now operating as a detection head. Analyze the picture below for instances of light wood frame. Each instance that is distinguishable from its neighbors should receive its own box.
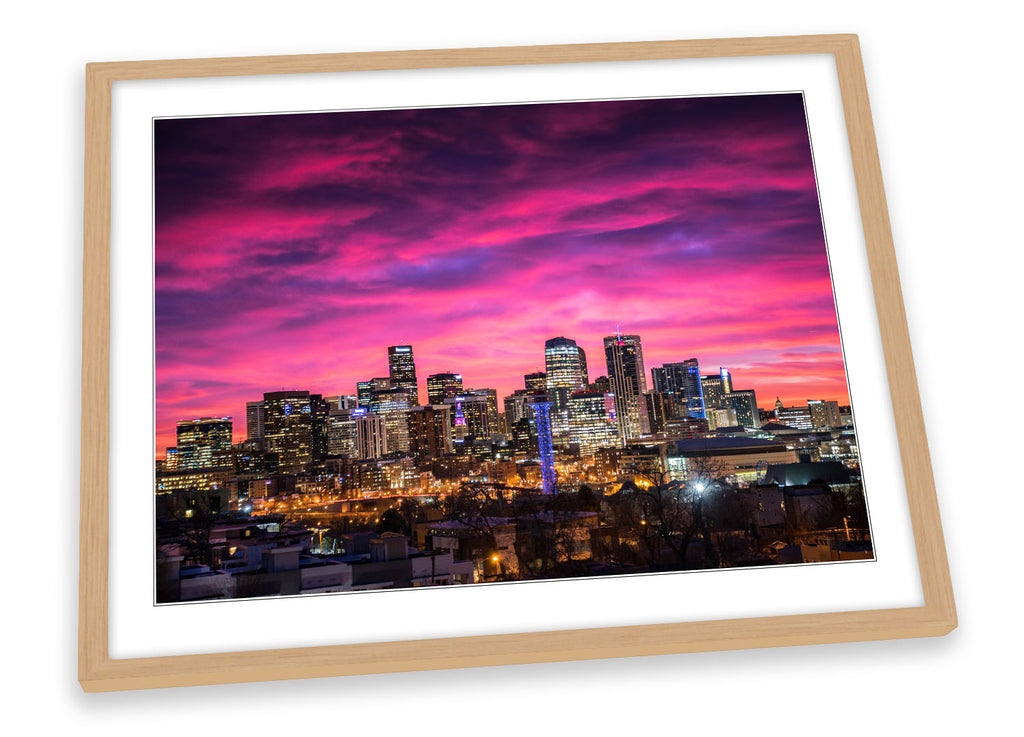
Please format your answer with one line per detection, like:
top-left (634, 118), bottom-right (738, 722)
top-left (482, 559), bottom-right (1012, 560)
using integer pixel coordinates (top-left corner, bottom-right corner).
top-left (80, 34), bottom-right (955, 692)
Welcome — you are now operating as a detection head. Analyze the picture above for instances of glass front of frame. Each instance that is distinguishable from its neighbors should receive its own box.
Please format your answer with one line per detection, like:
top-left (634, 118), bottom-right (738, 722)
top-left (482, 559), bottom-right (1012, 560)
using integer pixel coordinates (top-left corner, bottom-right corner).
top-left (153, 91), bottom-right (876, 605)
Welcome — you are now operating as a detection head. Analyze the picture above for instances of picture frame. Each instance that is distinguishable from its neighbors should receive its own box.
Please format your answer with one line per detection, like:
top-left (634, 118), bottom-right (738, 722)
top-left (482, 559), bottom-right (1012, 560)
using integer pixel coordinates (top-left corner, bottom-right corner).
top-left (80, 33), bottom-right (955, 692)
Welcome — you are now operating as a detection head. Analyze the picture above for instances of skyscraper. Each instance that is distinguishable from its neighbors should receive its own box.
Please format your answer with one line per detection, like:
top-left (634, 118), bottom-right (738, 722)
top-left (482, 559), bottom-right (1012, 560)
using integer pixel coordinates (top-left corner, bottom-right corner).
top-left (701, 374), bottom-right (726, 413)
top-left (524, 371), bottom-right (547, 391)
top-left (263, 391), bottom-right (314, 473)
top-left (356, 380), bottom-right (375, 409)
top-left (544, 336), bottom-right (588, 443)
top-left (644, 391), bottom-right (673, 434)
top-left (407, 404), bottom-right (453, 466)
top-left (354, 410), bottom-right (389, 459)
top-left (245, 401), bottom-right (265, 444)
top-left (443, 394), bottom-right (491, 438)
top-left (511, 416), bottom-right (538, 456)
top-left (175, 417), bottom-right (233, 470)
top-left (603, 332), bottom-right (650, 442)
top-left (327, 406), bottom-right (359, 458)
top-left (426, 372), bottom-right (464, 406)
top-left (651, 359), bottom-right (706, 418)
top-left (369, 388), bottom-right (413, 453)
top-left (504, 390), bottom-right (536, 428)
top-left (387, 345), bottom-right (419, 405)
top-left (310, 393), bottom-right (331, 462)
top-left (568, 391), bottom-right (620, 455)
top-left (468, 388), bottom-right (500, 433)
top-left (720, 367), bottom-right (733, 394)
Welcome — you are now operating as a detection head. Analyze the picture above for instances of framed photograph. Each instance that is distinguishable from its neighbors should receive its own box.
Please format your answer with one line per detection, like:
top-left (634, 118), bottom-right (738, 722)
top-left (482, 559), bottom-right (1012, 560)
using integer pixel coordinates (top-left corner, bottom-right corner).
top-left (80, 34), bottom-right (955, 692)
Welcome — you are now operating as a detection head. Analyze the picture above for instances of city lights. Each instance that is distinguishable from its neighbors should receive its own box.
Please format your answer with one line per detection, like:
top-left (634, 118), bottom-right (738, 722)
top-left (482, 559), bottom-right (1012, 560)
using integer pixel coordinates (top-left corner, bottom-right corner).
top-left (153, 92), bottom-right (870, 602)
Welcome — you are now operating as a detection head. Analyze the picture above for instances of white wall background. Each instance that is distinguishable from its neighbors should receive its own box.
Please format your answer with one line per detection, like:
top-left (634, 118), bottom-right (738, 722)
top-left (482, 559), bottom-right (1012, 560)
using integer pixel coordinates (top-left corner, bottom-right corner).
top-left (1, 1), bottom-right (1019, 732)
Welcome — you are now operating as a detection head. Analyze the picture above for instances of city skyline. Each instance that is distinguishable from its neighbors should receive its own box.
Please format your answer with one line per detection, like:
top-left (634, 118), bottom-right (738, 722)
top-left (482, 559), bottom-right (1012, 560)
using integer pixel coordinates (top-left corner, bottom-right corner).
top-left (156, 93), bottom-right (848, 455)
top-left (156, 334), bottom-right (850, 459)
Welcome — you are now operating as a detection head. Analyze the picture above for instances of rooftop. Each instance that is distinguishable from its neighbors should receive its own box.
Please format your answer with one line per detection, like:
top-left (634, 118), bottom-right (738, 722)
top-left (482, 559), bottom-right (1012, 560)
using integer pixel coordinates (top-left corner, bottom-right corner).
top-left (670, 437), bottom-right (788, 454)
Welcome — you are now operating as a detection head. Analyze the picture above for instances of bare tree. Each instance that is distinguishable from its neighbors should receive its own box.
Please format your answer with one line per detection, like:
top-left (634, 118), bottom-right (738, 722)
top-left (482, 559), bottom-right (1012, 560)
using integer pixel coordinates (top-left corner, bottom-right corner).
top-left (609, 454), bottom-right (733, 571)
top-left (438, 483), bottom-right (518, 580)
top-left (157, 489), bottom-right (220, 568)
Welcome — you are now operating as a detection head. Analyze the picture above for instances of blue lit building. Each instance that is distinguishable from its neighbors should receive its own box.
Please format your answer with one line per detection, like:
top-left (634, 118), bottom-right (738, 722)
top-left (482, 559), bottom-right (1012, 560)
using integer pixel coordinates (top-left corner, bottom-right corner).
top-left (529, 398), bottom-right (557, 494)
top-left (651, 358), bottom-right (706, 419)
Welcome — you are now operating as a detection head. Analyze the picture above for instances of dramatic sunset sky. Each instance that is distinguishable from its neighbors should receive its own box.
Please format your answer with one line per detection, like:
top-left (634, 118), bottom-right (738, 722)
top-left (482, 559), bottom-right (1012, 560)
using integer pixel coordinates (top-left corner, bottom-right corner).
top-left (154, 92), bottom-right (850, 455)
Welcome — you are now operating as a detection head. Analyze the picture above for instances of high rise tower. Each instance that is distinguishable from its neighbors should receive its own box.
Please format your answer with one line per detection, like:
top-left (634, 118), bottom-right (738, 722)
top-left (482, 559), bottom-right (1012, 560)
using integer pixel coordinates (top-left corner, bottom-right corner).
top-left (524, 371), bottom-right (547, 391)
top-left (175, 417), bottom-right (233, 469)
top-left (720, 367), bottom-right (733, 395)
top-left (702, 374), bottom-right (727, 413)
top-left (544, 336), bottom-right (588, 443)
top-left (388, 345), bottom-right (419, 405)
top-left (245, 401), bottom-right (265, 444)
top-left (263, 391), bottom-right (314, 473)
top-left (604, 332), bottom-right (650, 442)
top-left (426, 372), bottom-right (464, 405)
top-left (651, 359), bottom-right (706, 418)
top-left (369, 387), bottom-right (413, 453)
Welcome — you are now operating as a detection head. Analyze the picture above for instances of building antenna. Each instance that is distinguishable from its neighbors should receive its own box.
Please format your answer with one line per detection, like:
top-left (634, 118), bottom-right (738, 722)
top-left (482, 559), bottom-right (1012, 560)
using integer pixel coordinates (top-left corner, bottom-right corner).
top-left (616, 324), bottom-right (622, 340)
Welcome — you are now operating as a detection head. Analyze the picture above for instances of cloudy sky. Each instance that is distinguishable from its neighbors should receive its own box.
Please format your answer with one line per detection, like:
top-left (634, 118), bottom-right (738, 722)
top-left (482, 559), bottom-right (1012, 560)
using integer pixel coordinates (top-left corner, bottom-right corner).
top-left (154, 92), bottom-right (849, 454)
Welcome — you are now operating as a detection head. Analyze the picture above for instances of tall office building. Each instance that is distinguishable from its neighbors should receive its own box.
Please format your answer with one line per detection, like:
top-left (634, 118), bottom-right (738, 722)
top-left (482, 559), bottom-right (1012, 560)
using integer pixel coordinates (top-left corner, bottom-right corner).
top-left (369, 388), bottom-right (413, 454)
top-left (468, 388), bottom-right (499, 433)
top-left (511, 416), bottom-right (538, 456)
top-left (443, 394), bottom-right (491, 438)
top-left (577, 347), bottom-right (589, 387)
top-left (568, 391), bottom-right (620, 455)
top-left (724, 390), bottom-right (760, 429)
top-left (524, 371), bottom-right (547, 391)
top-left (356, 380), bottom-right (375, 409)
top-left (327, 406), bottom-right (359, 458)
top-left (387, 345), bottom-right (419, 405)
top-left (357, 377), bottom-right (392, 409)
top-left (354, 411), bottom-right (389, 459)
top-left (720, 367), bottom-right (733, 394)
top-left (604, 332), bottom-right (650, 442)
top-left (545, 337), bottom-right (588, 396)
top-left (245, 401), bottom-right (265, 444)
top-left (651, 359), bottom-right (705, 418)
top-left (644, 391), bottom-right (673, 434)
top-left (407, 404), bottom-right (453, 466)
top-left (545, 336), bottom-right (589, 443)
top-left (701, 374), bottom-right (726, 413)
top-left (504, 390), bottom-right (536, 428)
top-left (310, 393), bottom-right (331, 462)
top-left (263, 391), bottom-right (314, 473)
top-left (426, 372), bottom-right (464, 406)
top-left (175, 417), bottom-right (233, 470)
